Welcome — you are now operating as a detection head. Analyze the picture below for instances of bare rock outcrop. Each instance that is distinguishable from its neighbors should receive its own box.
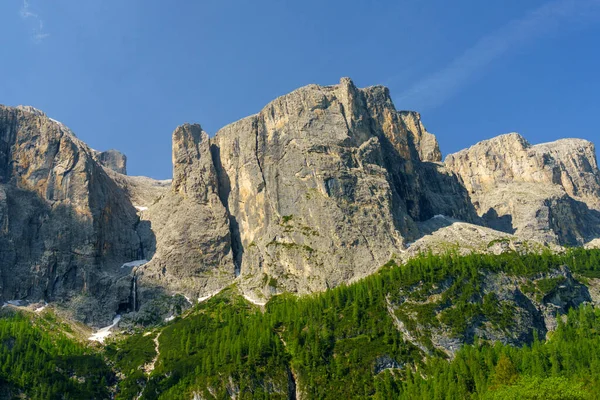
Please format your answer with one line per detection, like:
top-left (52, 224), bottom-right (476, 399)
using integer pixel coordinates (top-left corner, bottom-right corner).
top-left (92, 149), bottom-right (127, 174)
top-left (445, 133), bottom-right (600, 245)
top-left (135, 78), bottom-right (478, 301)
top-left (2, 79), bottom-right (599, 324)
top-left (213, 78), bottom-right (477, 298)
top-left (398, 111), bottom-right (442, 163)
top-left (136, 124), bottom-right (236, 300)
top-left (0, 105), bottom-right (146, 324)
top-left (390, 265), bottom-right (592, 357)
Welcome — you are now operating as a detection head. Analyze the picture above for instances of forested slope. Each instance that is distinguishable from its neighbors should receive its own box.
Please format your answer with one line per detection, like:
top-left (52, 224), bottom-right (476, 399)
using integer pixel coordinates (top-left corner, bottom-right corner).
top-left (0, 311), bottom-right (113, 399)
top-left (2, 249), bottom-right (600, 399)
top-left (108, 249), bottom-right (600, 399)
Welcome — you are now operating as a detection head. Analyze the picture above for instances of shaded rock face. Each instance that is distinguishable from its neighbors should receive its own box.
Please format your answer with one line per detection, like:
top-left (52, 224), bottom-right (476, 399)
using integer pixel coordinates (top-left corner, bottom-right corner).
top-left (137, 124), bottom-right (235, 299)
top-left (137, 78), bottom-right (478, 300)
top-left (373, 355), bottom-right (402, 374)
top-left (445, 133), bottom-right (600, 245)
top-left (0, 105), bottom-right (147, 324)
top-left (92, 149), bottom-right (127, 174)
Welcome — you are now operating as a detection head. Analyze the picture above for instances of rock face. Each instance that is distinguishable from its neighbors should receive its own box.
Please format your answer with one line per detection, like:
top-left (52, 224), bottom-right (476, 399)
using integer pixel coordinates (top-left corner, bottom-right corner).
top-left (398, 111), bottom-right (442, 163)
top-left (137, 78), bottom-right (478, 301)
top-left (445, 133), bottom-right (600, 245)
top-left (0, 105), bottom-right (147, 324)
top-left (92, 149), bottom-right (127, 174)
top-left (1, 78), bottom-right (600, 324)
top-left (213, 79), bottom-right (478, 298)
top-left (136, 124), bottom-right (235, 300)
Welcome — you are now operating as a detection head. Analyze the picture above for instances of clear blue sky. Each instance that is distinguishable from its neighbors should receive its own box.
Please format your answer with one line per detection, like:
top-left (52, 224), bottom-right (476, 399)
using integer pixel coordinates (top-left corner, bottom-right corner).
top-left (1, 0), bottom-right (599, 179)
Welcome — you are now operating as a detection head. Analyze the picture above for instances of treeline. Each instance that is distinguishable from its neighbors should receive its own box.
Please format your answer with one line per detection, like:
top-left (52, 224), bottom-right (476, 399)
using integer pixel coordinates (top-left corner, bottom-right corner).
top-left (132, 295), bottom-right (291, 399)
top-left (110, 248), bottom-right (600, 399)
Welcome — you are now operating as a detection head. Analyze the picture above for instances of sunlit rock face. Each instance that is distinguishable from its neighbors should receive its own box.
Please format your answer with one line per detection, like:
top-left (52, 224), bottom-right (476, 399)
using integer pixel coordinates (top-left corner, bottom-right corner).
top-left (136, 124), bottom-right (235, 301)
top-left (137, 78), bottom-right (477, 301)
top-left (445, 133), bottom-right (600, 245)
top-left (2, 78), bottom-right (600, 322)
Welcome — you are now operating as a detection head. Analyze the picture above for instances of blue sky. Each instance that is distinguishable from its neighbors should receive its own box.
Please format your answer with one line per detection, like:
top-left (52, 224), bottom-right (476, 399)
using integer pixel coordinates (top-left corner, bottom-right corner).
top-left (1, 0), bottom-right (599, 179)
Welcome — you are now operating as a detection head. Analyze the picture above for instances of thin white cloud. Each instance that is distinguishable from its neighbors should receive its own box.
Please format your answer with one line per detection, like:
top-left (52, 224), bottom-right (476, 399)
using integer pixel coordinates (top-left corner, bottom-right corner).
top-left (20, 0), bottom-right (49, 43)
top-left (396, 0), bottom-right (600, 110)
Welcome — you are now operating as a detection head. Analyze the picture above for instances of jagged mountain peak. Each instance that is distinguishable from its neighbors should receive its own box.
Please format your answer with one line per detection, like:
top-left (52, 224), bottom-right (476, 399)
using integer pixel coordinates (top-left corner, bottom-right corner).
top-left (0, 78), bottom-right (599, 325)
top-left (133, 78), bottom-right (476, 305)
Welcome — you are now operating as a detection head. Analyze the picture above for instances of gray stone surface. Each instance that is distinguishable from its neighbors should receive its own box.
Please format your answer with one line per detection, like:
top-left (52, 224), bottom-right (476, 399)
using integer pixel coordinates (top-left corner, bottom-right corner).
top-left (92, 149), bottom-right (128, 174)
top-left (135, 78), bottom-right (478, 302)
top-left (389, 266), bottom-right (592, 358)
top-left (135, 124), bottom-right (236, 302)
top-left (0, 105), bottom-right (146, 325)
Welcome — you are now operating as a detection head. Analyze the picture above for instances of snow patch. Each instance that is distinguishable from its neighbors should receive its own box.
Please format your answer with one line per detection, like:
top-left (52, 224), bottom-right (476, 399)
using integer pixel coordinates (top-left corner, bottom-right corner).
top-left (135, 206), bottom-right (149, 212)
top-left (89, 315), bottom-right (121, 343)
top-left (34, 303), bottom-right (48, 313)
top-left (198, 290), bottom-right (221, 303)
top-left (243, 294), bottom-right (267, 306)
top-left (49, 118), bottom-right (64, 126)
top-left (6, 300), bottom-right (26, 307)
top-left (121, 259), bottom-right (148, 269)
top-left (433, 214), bottom-right (447, 219)
top-left (164, 315), bottom-right (175, 322)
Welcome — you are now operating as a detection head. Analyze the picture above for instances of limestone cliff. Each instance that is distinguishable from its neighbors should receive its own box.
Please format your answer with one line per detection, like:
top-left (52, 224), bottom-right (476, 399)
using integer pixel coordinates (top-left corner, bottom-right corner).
top-left (2, 78), bottom-right (600, 325)
top-left (0, 105), bottom-right (145, 324)
top-left (136, 78), bottom-right (478, 301)
top-left (92, 149), bottom-right (127, 174)
top-left (445, 133), bottom-right (600, 245)
top-left (136, 124), bottom-right (235, 300)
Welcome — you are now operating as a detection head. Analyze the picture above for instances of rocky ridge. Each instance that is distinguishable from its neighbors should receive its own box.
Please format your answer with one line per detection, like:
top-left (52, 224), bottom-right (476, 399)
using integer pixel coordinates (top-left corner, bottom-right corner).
top-left (445, 133), bottom-right (600, 245)
top-left (136, 78), bottom-right (479, 304)
top-left (0, 78), bottom-right (599, 325)
top-left (389, 264), bottom-right (592, 357)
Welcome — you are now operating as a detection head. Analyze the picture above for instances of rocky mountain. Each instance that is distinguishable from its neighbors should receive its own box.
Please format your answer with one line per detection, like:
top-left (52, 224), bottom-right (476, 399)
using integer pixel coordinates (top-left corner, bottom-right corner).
top-left (390, 263), bottom-right (593, 357)
top-left (136, 78), bottom-right (479, 305)
top-left (445, 133), bottom-right (600, 245)
top-left (1, 78), bottom-right (599, 325)
top-left (0, 105), bottom-right (152, 324)
top-left (91, 148), bottom-right (128, 175)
